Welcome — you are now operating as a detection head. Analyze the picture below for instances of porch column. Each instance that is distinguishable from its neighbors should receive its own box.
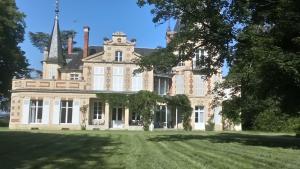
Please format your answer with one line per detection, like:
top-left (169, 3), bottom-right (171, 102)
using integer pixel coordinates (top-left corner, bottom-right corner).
top-left (124, 107), bottom-right (129, 128)
top-left (165, 105), bottom-right (168, 128)
top-left (104, 101), bottom-right (110, 129)
top-left (175, 107), bottom-right (178, 129)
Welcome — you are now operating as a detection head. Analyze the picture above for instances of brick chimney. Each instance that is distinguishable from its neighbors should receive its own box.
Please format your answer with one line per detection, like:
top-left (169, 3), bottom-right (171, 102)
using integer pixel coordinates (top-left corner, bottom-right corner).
top-left (67, 35), bottom-right (73, 55)
top-left (83, 26), bottom-right (90, 58)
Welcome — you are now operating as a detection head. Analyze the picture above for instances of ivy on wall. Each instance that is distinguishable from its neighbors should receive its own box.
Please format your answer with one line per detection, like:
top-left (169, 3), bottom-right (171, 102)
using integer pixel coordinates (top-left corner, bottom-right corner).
top-left (96, 91), bottom-right (192, 131)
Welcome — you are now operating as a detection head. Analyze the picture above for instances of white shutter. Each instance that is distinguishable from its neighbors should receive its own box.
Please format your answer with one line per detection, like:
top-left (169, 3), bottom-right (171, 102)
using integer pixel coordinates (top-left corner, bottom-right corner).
top-left (72, 99), bottom-right (80, 124)
top-left (176, 75), bottom-right (184, 94)
top-left (214, 106), bottom-right (222, 125)
top-left (52, 98), bottom-right (61, 124)
top-left (113, 67), bottom-right (124, 91)
top-left (132, 73), bottom-right (143, 91)
top-left (42, 98), bottom-right (50, 124)
top-left (21, 97), bottom-right (30, 124)
top-left (194, 75), bottom-right (205, 96)
top-left (93, 67), bottom-right (105, 90)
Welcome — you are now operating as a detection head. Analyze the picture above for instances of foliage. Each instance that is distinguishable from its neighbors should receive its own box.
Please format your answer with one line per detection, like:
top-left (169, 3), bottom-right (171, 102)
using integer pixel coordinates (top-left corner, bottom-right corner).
top-left (29, 30), bottom-right (77, 53)
top-left (0, 118), bottom-right (9, 127)
top-left (80, 104), bottom-right (88, 130)
top-left (221, 96), bottom-right (241, 126)
top-left (129, 91), bottom-right (164, 131)
top-left (205, 114), bottom-right (215, 131)
top-left (137, 0), bottom-right (234, 76)
top-left (0, 0), bottom-right (29, 98)
top-left (166, 94), bottom-right (192, 131)
top-left (138, 0), bottom-right (300, 131)
top-left (96, 93), bottom-right (130, 108)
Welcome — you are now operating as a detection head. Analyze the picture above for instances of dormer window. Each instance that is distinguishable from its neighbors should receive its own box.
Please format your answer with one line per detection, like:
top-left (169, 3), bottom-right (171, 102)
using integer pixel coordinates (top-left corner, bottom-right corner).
top-left (115, 51), bottom-right (123, 62)
top-left (70, 73), bottom-right (80, 80)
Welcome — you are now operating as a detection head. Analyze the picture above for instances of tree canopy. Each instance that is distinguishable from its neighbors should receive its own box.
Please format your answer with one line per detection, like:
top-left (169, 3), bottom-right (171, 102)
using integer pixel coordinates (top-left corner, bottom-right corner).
top-left (0, 0), bottom-right (29, 98)
top-left (137, 0), bottom-right (300, 131)
top-left (29, 30), bottom-right (78, 53)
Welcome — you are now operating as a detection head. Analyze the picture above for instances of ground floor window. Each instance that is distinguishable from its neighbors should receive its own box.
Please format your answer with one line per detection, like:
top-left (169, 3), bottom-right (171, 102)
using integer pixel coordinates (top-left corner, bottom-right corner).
top-left (112, 107), bottom-right (122, 121)
top-left (29, 100), bottom-right (43, 123)
top-left (93, 101), bottom-right (102, 119)
top-left (130, 112), bottom-right (141, 126)
top-left (195, 106), bottom-right (204, 123)
top-left (60, 100), bottom-right (73, 123)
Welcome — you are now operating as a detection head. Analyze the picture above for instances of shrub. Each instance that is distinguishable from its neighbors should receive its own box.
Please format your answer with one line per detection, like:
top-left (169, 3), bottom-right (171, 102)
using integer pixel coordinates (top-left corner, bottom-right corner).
top-left (0, 118), bottom-right (9, 127)
top-left (254, 109), bottom-right (300, 132)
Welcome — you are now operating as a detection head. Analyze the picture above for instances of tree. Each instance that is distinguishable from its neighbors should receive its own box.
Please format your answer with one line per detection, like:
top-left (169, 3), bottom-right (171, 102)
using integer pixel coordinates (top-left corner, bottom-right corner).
top-left (29, 30), bottom-right (78, 53)
top-left (136, 0), bottom-right (234, 76)
top-left (0, 0), bottom-right (29, 99)
top-left (138, 0), bottom-right (300, 131)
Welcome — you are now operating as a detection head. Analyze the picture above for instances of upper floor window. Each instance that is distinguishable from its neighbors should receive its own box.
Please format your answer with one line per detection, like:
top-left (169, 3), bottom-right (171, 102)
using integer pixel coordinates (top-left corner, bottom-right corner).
top-left (154, 77), bottom-right (170, 95)
top-left (29, 100), bottom-right (43, 123)
top-left (115, 51), bottom-right (123, 62)
top-left (193, 49), bottom-right (205, 68)
top-left (70, 73), bottom-right (80, 80)
top-left (177, 61), bottom-right (185, 67)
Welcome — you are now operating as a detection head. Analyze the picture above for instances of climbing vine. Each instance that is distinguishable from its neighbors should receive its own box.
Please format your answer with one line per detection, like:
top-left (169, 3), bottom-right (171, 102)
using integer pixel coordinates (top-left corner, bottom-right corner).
top-left (96, 92), bottom-right (192, 131)
top-left (166, 95), bottom-right (193, 131)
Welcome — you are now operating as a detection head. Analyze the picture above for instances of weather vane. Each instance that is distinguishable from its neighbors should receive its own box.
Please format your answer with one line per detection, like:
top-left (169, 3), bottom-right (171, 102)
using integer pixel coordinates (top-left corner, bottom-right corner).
top-left (55, 0), bottom-right (59, 18)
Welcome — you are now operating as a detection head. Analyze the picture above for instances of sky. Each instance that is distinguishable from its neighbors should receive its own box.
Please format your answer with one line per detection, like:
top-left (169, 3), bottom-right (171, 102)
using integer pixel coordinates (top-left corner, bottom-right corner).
top-left (16, 0), bottom-right (228, 76)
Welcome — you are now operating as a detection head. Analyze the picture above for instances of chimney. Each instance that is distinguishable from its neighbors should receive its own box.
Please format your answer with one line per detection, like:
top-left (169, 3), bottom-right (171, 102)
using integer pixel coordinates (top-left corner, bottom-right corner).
top-left (83, 26), bottom-right (90, 58)
top-left (67, 35), bottom-right (73, 55)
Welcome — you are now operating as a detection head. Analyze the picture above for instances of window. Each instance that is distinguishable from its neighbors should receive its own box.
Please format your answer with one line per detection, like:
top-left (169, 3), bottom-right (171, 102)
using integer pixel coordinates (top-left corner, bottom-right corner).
top-left (132, 72), bottom-right (143, 91)
top-left (60, 100), bottom-right (73, 123)
top-left (177, 61), bottom-right (185, 66)
top-left (176, 75), bottom-right (184, 94)
top-left (195, 106), bottom-right (204, 123)
top-left (194, 75), bottom-right (205, 96)
top-left (112, 67), bottom-right (124, 91)
top-left (93, 101), bottom-right (102, 119)
top-left (48, 65), bottom-right (56, 79)
top-left (115, 51), bottom-right (122, 62)
top-left (131, 112), bottom-right (141, 121)
top-left (93, 67), bottom-right (105, 90)
top-left (193, 49), bottom-right (205, 68)
top-left (154, 77), bottom-right (169, 95)
top-left (70, 73), bottom-right (80, 80)
top-left (29, 100), bottom-right (43, 123)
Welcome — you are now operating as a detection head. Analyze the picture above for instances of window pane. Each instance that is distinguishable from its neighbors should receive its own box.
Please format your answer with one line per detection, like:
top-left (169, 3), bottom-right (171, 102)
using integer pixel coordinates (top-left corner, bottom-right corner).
top-left (199, 112), bottom-right (204, 123)
top-left (118, 108), bottom-right (122, 120)
top-left (68, 101), bottom-right (73, 108)
top-left (61, 101), bottom-right (66, 107)
top-left (61, 108), bottom-right (66, 123)
top-left (195, 112), bottom-right (198, 123)
top-left (67, 108), bottom-right (72, 123)
top-left (112, 108), bottom-right (116, 120)
top-left (37, 108), bottom-right (43, 119)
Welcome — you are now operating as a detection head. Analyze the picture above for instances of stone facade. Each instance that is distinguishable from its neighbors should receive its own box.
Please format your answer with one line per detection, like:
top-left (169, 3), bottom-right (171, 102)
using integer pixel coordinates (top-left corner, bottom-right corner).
top-left (9, 12), bottom-right (223, 131)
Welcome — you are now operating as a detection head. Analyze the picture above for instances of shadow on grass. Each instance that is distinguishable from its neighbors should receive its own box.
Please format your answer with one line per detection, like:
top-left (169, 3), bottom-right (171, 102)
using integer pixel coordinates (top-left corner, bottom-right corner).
top-left (147, 132), bottom-right (300, 149)
top-left (0, 131), bottom-right (121, 169)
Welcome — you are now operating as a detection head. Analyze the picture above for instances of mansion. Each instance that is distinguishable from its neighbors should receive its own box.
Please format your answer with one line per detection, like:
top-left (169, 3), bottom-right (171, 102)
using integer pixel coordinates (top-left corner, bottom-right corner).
top-left (9, 6), bottom-right (223, 131)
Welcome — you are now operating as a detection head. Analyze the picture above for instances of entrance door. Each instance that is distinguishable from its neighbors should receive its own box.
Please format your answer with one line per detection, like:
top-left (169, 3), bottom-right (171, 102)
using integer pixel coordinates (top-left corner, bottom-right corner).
top-left (194, 106), bottom-right (205, 130)
top-left (112, 107), bottom-right (123, 128)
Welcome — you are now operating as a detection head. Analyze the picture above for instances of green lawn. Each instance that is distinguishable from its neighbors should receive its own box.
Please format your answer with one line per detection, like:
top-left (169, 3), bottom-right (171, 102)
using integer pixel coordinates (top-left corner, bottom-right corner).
top-left (0, 128), bottom-right (299, 169)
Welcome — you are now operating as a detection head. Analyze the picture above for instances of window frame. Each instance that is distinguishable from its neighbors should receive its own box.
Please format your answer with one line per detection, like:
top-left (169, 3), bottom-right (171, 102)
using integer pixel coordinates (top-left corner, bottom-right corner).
top-left (60, 100), bottom-right (73, 124)
top-left (115, 51), bottom-right (123, 62)
top-left (93, 101), bottom-right (103, 120)
top-left (70, 73), bottom-right (80, 80)
top-left (29, 99), bottom-right (43, 123)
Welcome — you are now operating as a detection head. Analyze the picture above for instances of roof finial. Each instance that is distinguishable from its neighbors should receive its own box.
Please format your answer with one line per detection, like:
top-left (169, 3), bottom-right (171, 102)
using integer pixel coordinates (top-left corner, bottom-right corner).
top-left (55, 0), bottom-right (59, 19)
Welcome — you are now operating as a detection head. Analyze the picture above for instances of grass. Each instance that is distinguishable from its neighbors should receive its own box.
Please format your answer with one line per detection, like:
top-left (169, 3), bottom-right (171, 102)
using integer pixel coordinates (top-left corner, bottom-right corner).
top-left (0, 128), bottom-right (299, 169)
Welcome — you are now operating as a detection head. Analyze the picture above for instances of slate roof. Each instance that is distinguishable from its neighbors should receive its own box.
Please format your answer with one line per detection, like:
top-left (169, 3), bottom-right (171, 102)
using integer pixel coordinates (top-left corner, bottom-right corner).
top-left (60, 46), bottom-right (157, 71)
top-left (174, 19), bottom-right (182, 32)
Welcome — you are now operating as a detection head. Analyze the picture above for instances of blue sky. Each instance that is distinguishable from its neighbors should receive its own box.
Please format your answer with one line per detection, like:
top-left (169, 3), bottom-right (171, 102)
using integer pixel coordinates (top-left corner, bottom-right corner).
top-left (16, 0), bottom-right (228, 76)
